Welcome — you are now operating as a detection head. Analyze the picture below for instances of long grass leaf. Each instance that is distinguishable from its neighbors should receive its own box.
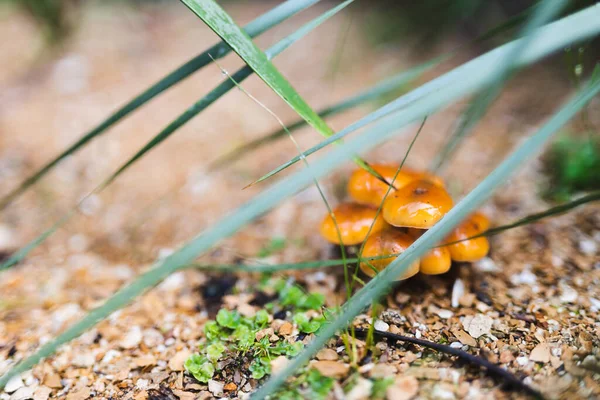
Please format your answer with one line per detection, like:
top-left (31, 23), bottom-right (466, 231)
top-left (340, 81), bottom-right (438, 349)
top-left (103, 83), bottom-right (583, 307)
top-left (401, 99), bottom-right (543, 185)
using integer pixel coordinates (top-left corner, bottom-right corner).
top-left (0, 0), bottom-right (354, 271)
top-left (207, 58), bottom-right (441, 170)
top-left (180, 0), bottom-right (385, 185)
top-left (249, 5), bottom-right (600, 185)
top-left (430, 0), bottom-right (568, 173)
top-left (2, 7), bottom-right (600, 388)
top-left (252, 74), bottom-right (600, 400)
top-left (0, 0), bottom-right (319, 210)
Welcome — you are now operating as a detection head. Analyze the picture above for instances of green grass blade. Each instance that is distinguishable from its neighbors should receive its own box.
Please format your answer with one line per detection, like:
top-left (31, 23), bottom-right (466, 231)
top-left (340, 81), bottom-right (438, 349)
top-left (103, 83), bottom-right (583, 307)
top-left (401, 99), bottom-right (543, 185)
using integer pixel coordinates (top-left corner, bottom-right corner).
top-left (0, 0), bottom-right (354, 271)
top-left (207, 58), bottom-right (441, 170)
top-left (252, 75), bottom-right (600, 400)
top-left (3, 7), bottom-right (600, 388)
top-left (430, 0), bottom-right (568, 173)
top-left (0, 0), bottom-right (319, 210)
top-left (180, 0), bottom-right (385, 184)
top-left (250, 5), bottom-right (600, 185)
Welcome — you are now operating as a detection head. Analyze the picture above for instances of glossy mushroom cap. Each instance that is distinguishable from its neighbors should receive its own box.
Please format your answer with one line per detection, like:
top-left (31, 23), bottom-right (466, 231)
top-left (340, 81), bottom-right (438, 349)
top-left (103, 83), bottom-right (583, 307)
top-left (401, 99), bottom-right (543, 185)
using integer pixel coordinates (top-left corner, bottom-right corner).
top-left (347, 164), bottom-right (444, 207)
top-left (382, 180), bottom-right (453, 229)
top-left (419, 247), bottom-right (452, 275)
top-left (406, 228), bottom-right (452, 275)
top-left (320, 203), bottom-right (388, 245)
top-left (360, 229), bottom-right (420, 280)
top-left (445, 214), bottom-right (490, 262)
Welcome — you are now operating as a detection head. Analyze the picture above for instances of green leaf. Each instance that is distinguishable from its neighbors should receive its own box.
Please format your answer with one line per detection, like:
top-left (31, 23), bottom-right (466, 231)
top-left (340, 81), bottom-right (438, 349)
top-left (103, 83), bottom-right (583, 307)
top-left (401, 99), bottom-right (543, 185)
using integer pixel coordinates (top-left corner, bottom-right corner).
top-left (185, 355), bottom-right (215, 383)
top-left (280, 285), bottom-right (306, 307)
top-left (251, 76), bottom-right (600, 399)
top-left (3, 5), bottom-right (600, 390)
top-left (206, 342), bottom-right (226, 362)
top-left (0, 0), bottom-right (319, 210)
top-left (299, 293), bottom-right (325, 311)
top-left (204, 320), bottom-right (222, 341)
top-left (257, 237), bottom-right (287, 258)
top-left (250, 358), bottom-right (272, 380)
top-left (216, 309), bottom-right (241, 329)
top-left (306, 369), bottom-right (334, 399)
top-left (255, 309), bottom-right (270, 327)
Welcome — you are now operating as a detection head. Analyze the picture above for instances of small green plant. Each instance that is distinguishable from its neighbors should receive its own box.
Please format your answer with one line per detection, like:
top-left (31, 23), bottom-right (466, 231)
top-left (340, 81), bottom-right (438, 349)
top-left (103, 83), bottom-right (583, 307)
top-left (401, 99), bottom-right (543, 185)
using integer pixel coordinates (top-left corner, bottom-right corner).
top-left (543, 134), bottom-right (600, 201)
top-left (257, 237), bottom-right (287, 258)
top-left (185, 280), bottom-right (325, 383)
top-left (371, 377), bottom-right (395, 399)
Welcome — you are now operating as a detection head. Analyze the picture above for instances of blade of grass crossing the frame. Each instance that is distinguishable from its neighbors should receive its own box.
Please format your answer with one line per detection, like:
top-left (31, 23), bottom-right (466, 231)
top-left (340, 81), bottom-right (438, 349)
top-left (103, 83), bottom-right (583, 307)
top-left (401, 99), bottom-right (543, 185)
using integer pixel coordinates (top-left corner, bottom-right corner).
top-left (0, 0), bottom-right (319, 211)
top-left (252, 74), bottom-right (600, 400)
top-left (207, 58), bottom-right (441, 170)
top-left (251, 5), bottom-right (600, 184)
top-left (0, 0), bottom-right (355, 271)
top-left (430, 0), bottom-right (568, 173)
top-left (180, 0), bottom-right (389, 187)
top-left (3, 10), bottom-right (600, 388)
top-left (209, 54), bottom-right (352, 300)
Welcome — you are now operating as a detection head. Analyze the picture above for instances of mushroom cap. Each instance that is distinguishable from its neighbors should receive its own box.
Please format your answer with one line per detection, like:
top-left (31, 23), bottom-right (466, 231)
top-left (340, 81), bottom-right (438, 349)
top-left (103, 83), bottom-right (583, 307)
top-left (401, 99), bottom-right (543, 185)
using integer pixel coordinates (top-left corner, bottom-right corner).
top-left (320, 203), bottom-right (387, 245)
top-left (382, 180), bottom-right (453, 228)
top-left (347, 164), bottom-right (444, 207)
top-left (419, 247), bottom-right (452, 275)
top-left (469, 211), bottom-right (490, 232)
top-left (407, 227), bottom-right (452, 275)
top-left (445, 214), bottom-right (490, 262)
top-left (360, 229), bottom-right (420, 280)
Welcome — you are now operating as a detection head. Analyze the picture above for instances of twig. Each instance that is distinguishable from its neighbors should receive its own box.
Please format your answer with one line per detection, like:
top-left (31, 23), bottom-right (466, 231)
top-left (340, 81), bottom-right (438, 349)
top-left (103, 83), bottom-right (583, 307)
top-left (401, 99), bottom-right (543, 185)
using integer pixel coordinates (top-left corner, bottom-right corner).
top-left (353, 328), bottom-right (543, 399)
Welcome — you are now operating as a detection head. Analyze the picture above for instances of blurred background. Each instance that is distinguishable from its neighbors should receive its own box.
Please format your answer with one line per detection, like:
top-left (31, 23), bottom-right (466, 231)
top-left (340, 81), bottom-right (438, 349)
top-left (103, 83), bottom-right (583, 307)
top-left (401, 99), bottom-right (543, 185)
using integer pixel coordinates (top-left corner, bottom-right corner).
top-left (0, 0), bottom-right (598, 287)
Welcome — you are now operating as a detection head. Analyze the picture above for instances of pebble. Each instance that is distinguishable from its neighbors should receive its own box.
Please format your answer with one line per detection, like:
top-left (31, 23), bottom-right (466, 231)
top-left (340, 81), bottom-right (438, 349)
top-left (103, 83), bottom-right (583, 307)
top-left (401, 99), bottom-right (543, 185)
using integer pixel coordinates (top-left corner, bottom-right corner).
top-left (510, 266), bottom-right (537, 286)
top-left (9, 387), bottom-right (34, 400)
top-left (462, 314), bottom-right (493, 338)
top-left (311, 361), bottom-right (350, 378)
top-left (369, 363), bottom-right (396, 378)
top-left (374, 320), bottom-right (390, 332)
top-left (530, 343), bottom-right (550, 363)
top-left (169, 350), bottom-right (191, 372)
top-left (4, 375), bottom-right (24, 393)
top-left (208, 380), bottom-right (224, 396)
top-left (120, 326), bottom-right (142, 349)
top-left (345, 377), bottom-right (372, 400)
top-left (450, 342), bottom-right (463, 349)
top-left (33, 386), bottom-right (52, 400)
top-left (516, 356), bottom-right (529, 366)
top-left (451, 279), bottom-right (465, 308)
top-left (386, 376), bottom-right (419, 400)
top-left (474, 257), bottom-right (499, 272)
top-left (316, 348), bottom-right (338, 361)
top-left (72, 352), bottom-right (95, 367)
top-left (559, 284), bottom-right (578, 304)
top-left (270, 356), bottom-right (289, 374)
top-left (436, 309), bottom-right (454, 319)
top-left (579, 238), bottom-right (597, 255)
top-left (430, 384), bottom-right (455, 400)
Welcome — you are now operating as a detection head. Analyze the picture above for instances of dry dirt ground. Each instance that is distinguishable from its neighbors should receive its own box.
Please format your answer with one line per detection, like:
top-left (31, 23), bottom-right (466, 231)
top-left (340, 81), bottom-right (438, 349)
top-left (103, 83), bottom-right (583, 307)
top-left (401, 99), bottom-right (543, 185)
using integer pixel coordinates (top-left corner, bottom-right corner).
top-left (1, 2), bottom-right (599, 400)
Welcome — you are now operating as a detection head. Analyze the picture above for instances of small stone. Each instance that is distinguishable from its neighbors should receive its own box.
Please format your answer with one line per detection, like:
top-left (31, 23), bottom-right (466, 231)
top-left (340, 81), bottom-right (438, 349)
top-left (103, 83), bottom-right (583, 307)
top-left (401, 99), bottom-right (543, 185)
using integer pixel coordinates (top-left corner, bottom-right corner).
top-left (311, 361), bottom-right (350, 378)
top-left (516, 356), bottom-right (529, 366)
top-left (579, 238), bottom-right (597, 255)
top-left (135, 354), bottom-right (157, 367)
top-left (172, 390), bottom-right (195, 400)
top-left (346, 377), bottom-right (372, 400)
top-left (136, 379), bottom-right (150, 390)
top-left (72, 352), bottom-right (95, 367)
top-left (44, 373), bottom-right (62, 389)
top-left (4, 375), bottom-right (24, 393)
top-left (66, 387), bottom-right (91, 400)
top-left (120, 326), bottom-right (142, 349)
top-left (369, 363), bottom-right (396, 378)
top-left (430, 384), bottom-right (455, 400)
top-left (316, 348), bottom-right (338, 361)
top-left (581, 355), bottom-right (600, 373)
top-left (223, 382), bottom-right (237, 392)
top-left (169, 350), bottom-right (191, 372)
top-left (474, 257), bottom-right (499, 272)
top-left (559, 284), bottom-right (578, 304)
top-left (33, 386), bottom-right (52, 400)
top-left (9, 387), bottom-right (34, 400)
top-left (451, 329), bottom-right (477, 347)
top-left (462, 314), bottom-right (493, 338)
top-left (451, 279), bottom-right (465, 308)
top-left (530, 343), bottom-right (550, 363)
top-left (255, 328), bottom-right (274, 341)
top-left (271, 356), bottom-right (289, 374)
top-left (386, 376), bottom-right (419, 400)
top-left (499, 351), bottom-right (514, 364)
top-left (134, 390), bottom-right (148, 400)
top-left (237, 303), bottom-right (257, 318)
top-left (436, 309), bottom-right (454, 319)
top-left (208, 380), bottom-right (224, 396)
top-left (374, 320), bottom-right (390, 332)
top-left (278, 322), bottom-right (293, 336)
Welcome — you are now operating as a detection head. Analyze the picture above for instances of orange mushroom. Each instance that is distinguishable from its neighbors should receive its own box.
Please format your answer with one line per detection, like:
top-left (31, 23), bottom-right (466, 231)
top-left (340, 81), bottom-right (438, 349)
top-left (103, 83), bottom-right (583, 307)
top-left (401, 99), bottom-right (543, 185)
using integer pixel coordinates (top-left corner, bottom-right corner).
top-left (407, 228), bottom-right (452, 275)
top-left (347, 164), bottom-right (444, 207)
top-left (445, 213), bottom-right (490, 262)
top-left (360, 229), bottom-right (420, 280)
top-left (382, 180), bottom-right (453, 229)
top-left (319, 203), bottom-right (388, 245)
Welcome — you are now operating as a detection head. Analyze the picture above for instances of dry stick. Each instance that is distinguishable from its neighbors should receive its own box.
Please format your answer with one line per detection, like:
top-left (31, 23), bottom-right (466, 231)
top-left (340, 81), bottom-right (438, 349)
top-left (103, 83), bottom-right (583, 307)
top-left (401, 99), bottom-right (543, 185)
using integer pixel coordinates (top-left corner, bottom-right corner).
top-left (353, 328), bottom-right (544, 399)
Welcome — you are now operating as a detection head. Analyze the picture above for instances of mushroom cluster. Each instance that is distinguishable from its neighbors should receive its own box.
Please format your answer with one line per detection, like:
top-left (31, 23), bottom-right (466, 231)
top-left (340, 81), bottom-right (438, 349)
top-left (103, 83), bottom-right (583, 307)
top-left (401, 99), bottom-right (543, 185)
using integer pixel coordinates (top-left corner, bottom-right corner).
top-left (319, 164), bottom-right (490, 281)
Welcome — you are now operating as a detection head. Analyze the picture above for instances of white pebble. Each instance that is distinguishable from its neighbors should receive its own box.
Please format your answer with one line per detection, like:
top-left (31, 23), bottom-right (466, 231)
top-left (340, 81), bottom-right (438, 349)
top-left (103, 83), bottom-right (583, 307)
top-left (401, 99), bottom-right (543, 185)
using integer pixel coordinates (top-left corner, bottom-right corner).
top-left (120, 326), bottom-right (142, 349)
top-left (516, 356), bottom-right (529, 366)
top-left (474, 257), bottom-right (499, 272)
top-left (451, 279), bottom-right (465, 308)
top-left (373, 320), bottom-right (389, 332)
top-left (579, 239), bottom-right (598, 255)
top-left (436, 309), bottom-right (454, 319)
top-left (4, 375), bottom-right (24, 393)
top-left (450, 342), bottom-right (463, 349)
